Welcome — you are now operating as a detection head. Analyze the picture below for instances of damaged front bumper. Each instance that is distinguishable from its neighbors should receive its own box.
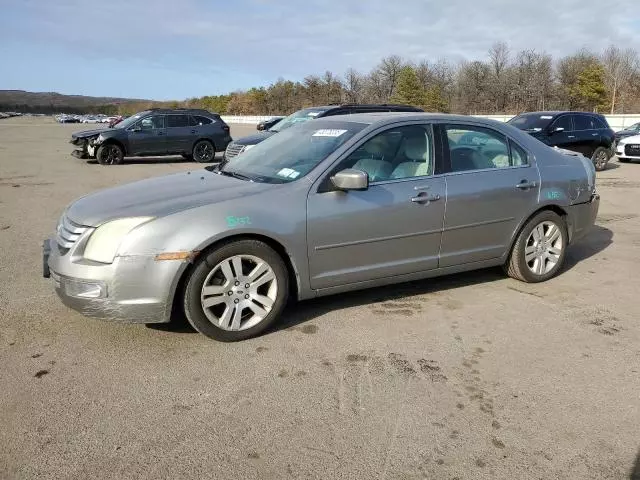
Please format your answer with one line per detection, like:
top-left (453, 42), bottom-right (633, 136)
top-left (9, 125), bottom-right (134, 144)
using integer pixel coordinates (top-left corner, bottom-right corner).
top-left (44, 237), bottom-right (188, 324)
top-left (70, 137), bottom-right (98, 159)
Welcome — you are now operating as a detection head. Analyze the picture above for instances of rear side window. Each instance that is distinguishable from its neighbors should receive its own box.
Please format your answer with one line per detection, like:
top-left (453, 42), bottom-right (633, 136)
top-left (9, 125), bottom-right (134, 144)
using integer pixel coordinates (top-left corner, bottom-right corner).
top-left (192, 115), bottom-right (213, 125)
top-left (572, 114), bottom-right (593, 131)
top-left (445, 125), bottom-right (529, 171)
top-left (166, 115), bottom-right (190, 128)
top-left (592, 116), bottom-right (608, 129)
top-left (551, 115), bottom-right (572, 131)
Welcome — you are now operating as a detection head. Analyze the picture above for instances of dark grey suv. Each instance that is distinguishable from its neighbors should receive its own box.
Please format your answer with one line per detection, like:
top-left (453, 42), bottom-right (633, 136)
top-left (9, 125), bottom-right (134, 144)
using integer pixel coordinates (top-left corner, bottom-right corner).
top-left (70, 108), bottom-right (232, 165)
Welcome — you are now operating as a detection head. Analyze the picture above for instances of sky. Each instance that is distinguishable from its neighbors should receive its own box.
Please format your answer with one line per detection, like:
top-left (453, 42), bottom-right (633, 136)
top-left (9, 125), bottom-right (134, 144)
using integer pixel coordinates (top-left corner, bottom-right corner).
top-left (1, 0), bottom-right (639, 101)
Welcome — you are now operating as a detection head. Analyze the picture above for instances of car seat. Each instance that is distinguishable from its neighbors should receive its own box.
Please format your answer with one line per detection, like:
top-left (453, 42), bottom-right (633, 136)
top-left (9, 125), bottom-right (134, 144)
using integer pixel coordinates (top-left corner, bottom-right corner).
top-left (390, 134), bottom-right (432, 179)
top-left (352, 135), bottom-right (393, 182)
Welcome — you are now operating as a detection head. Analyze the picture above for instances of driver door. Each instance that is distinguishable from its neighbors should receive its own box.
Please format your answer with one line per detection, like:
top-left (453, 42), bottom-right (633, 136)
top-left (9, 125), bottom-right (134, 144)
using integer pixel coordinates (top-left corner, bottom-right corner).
top-left (128, 115), bottom-right (167, 155)
top-left (306, 124), bottom-right (446, 290)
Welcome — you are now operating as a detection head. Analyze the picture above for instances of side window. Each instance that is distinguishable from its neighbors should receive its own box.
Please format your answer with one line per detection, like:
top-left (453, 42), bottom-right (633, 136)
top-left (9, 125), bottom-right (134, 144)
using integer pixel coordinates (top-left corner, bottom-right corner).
top-left (550, 115), bottom-right (572, 132)
top-left (139, 115), bottom-right (164, 130)
top-left (509, 140), bottom-right (528, 166)
top-left (446, 125), bottom-right (512, 171)
top-left (592, 116), bottom-right (607, 129)
top-left (166, 114), bottom-right (190, 128)
top-left (338, 125), bottom-right (433, 182)
top-left (573, 114), bottom-right (592, 131)
top-left (192, 115), bottom-right (213, 125)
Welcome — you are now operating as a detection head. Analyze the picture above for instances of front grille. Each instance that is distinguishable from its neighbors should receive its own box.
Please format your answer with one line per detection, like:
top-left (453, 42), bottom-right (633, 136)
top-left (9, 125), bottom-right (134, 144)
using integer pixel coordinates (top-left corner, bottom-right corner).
top-left (225, 143), bottom-right (245, 159)
top-left (624, 144), bottom-right (640, 156)
top-left (56, 214), bottom-right (89, 250)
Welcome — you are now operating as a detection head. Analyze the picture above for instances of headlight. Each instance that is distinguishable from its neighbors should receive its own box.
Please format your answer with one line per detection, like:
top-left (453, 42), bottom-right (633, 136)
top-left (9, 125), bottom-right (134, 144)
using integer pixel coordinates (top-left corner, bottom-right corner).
top-left (92, 134), bottom-right (104, 145)
top-left (84, 217), bottom-right (154, 264)
top-left (242, 145), bottom-right (255, 152)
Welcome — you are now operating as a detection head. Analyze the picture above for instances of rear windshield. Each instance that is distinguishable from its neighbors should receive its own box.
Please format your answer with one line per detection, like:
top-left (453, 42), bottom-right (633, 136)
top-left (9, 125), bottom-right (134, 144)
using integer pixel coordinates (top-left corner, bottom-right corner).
top-left (268, 108), bottom-right (329, 132)
top-left (507, 114), bottom-right (555, 132)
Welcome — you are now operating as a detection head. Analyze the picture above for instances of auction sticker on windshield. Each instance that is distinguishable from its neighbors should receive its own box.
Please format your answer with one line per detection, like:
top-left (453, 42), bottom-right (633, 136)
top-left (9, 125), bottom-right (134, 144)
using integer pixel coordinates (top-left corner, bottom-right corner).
top-left (312, 129), bottom-right (347, 137)
top-left (277, 168), bottom-right (301, 179)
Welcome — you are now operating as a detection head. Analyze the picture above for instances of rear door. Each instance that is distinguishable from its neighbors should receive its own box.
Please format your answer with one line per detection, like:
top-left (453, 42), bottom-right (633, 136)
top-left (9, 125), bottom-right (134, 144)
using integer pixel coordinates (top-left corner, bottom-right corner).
top-left (165, 114), bottom-right (193, 154)
top-left (127, 115), bottom-right (166, 155)
top-left (571, 113), bottom-right (600, 157)
top-left (440, 123), bottom-right (539, 267)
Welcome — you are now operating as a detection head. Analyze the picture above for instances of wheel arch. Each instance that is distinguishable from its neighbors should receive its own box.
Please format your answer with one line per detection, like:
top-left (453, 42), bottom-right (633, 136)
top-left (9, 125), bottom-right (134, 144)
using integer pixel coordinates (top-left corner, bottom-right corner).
top-left (504, 204), bottom-right (569, 262)
top-left (168, 233), bottom-right (302, 322)
top-left (101, 138), bottom-right (127, 156)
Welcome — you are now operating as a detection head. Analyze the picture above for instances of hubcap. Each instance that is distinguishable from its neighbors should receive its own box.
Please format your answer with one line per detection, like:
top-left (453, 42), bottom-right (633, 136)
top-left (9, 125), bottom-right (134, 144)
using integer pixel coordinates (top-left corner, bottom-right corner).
top-left (200, 254), bottom-right (277, 331)
top-left (525, 221), bottom-right (563, 276)
top-left (596, 151), bottom-right (607, 168)
top-left (101, 146), bottom-right (120, 164)
top-left (195, 142), bottom-right (213, 161)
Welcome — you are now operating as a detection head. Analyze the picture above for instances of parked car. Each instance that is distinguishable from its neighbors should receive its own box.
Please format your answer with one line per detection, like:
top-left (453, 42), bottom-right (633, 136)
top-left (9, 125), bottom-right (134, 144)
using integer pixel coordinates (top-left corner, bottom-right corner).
top-left (257, 116), bottom-right (285, 131)
top-left (615, 133), bottom-right (640, 163)
top-left (44, 113), bottom-right (599, 341)
top-left (614, 122), bottom-right (640, 145)
top-left (507, 111), bottom-right (615, 171)
top-left (69, 108), bottom-right (232, 165)
top-left (223, 104), bottom-right (424, 160)
top-left (108, 115), bottom-right (124, 128)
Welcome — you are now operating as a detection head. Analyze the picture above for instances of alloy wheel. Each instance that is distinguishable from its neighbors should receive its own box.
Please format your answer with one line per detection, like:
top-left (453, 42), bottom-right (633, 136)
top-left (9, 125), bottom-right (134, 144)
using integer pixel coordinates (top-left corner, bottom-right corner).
top-left (194, 142), bottom-right (214, 162)
top-left (524, 221), bottom-right (563, 275)
top-left (200, 254), bottom-right (278, 331)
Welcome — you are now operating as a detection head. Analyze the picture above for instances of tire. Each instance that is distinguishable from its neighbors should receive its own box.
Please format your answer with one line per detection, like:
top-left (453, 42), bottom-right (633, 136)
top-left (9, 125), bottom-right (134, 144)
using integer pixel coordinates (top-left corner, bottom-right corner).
top-left (192, 140), bottom-right (215, 163)
top-left (183, 240), bottom-right (289, 341)
top-left (505, 210), bottom-right (568, 283)
top-left (591, 146), bottom-right (610, 171)
top-left (96, 143), bottom-right (124, 165)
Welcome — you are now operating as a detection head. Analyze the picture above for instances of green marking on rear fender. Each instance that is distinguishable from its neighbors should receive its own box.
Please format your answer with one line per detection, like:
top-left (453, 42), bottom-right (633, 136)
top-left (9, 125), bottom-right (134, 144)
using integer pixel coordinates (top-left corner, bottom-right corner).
top-left (546, 191), bottom-right (562, 200)
top-left (226, 216), bottom-right (252, 227)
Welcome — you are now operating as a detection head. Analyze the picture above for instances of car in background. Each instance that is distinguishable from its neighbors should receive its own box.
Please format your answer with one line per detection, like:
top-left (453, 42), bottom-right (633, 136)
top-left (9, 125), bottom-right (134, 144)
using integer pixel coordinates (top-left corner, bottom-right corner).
top-left (257, 116), bottom-right (285, 131)
top-left (81, 116), bottom-right (100, 124)
top-left (108, 115), bottom-right (124, 128)
top-left (224, 103), bottom-right (424, 160)
top-left (614, 122), bottom-right (640, 145)
top-left (70, 108), bottom-right (232, 165)
top-left (45, 113), bottom-right (599, 341)
top-left (507, 111), bottom-right (615, 171)
top-left (615, 133), bottom-right (640, 163)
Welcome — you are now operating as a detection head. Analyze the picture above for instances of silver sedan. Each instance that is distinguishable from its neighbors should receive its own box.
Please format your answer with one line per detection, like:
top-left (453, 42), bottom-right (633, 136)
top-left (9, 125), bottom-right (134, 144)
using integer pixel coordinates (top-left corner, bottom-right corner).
top-left (44, 113), bottom-right (600, 341)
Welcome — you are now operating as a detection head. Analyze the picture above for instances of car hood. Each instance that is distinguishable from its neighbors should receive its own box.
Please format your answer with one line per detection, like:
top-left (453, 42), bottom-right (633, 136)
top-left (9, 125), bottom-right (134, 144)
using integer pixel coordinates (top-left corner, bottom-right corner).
top-left (232, 131), bottom-right (276, 146)
top-left (618, 134), bottom-right (640, 144)
top-left (66, 169), bottom-right (278, 227)
top-left (71, 128), bottom-right (105, 139)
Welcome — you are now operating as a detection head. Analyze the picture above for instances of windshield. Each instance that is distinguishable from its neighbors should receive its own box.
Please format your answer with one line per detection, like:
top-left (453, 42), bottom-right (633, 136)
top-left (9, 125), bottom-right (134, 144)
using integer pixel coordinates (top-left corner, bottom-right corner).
top-left (215, 120), bottom-right (365, 183)
top-left (115, 111), bottom-right (149, 129)
top-left (268, 107), bottom-right (328, 132)
top-left (507, 114), bottom-right (554, 132)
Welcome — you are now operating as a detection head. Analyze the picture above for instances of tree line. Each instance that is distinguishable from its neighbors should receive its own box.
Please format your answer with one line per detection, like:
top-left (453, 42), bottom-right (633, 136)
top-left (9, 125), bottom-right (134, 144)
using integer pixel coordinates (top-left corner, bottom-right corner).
top-left (117, 43), bottom-right (640, 117)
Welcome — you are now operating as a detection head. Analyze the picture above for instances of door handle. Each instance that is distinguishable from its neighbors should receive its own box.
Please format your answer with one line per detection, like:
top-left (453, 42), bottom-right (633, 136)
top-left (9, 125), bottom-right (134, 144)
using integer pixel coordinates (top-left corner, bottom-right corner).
top-left (591, 133), bottom-right (598, 136)
top-left (191, 129), bottom-right (196, 134)
top-left (515, 180), bottom-right (537, 190)
top-left (568, 135), bottom-right (575, 138)
top-left (157, 132), bottom-right (164, 136)
top-left (411, 193), bottom-right (441, 204)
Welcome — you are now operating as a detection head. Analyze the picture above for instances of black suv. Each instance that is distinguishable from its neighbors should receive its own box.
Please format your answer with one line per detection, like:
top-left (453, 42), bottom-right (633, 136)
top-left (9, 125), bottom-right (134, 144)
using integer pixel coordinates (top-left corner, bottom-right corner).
top-left (507, 111), bottom-right (615, 171)
top-left (224, 104), bottom-right (424, 160)
top-left (70, 108), bottom-right (232, 165)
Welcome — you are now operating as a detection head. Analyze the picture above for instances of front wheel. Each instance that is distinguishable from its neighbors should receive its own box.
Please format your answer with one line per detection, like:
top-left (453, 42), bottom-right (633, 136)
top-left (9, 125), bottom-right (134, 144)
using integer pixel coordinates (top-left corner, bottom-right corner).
top-left (183, 240), bottom-right (289, 341)
top-left (96, 143), bottom-right (124, 165)
top-left (592, 147), bottom-right (610, 171)
top-left (192, 140), bottom-right (215, 163)
top-left (505, 211), bottom-right (568, 283)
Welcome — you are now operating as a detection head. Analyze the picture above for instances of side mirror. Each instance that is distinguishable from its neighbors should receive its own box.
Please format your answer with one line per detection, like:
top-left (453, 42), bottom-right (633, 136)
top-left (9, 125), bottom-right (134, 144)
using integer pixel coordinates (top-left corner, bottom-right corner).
top-left (331, 169), bottom-right (369, 191)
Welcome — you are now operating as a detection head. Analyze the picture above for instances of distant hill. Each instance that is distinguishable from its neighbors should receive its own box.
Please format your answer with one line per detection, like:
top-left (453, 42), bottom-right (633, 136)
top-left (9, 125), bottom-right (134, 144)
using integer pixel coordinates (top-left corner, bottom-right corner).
top-left (0, 90), bottom-right (157, 114)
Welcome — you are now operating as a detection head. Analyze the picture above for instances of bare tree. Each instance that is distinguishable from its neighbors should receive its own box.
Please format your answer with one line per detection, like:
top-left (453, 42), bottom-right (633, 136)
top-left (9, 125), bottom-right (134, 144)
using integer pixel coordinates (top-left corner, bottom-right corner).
top-left (343, 68), bottom-right (364, 103)
top-left (376, 55), bottom-right (405, 100)
top-left (488, 41), bottom-right (511, 112)
top-left (602, 45), bottom-right (639, 113)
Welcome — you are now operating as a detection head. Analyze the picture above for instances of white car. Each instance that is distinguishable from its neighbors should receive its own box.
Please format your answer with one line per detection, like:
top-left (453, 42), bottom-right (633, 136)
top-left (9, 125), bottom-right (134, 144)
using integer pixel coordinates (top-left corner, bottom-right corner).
top-left (616, 134), bottom-right (640, 163)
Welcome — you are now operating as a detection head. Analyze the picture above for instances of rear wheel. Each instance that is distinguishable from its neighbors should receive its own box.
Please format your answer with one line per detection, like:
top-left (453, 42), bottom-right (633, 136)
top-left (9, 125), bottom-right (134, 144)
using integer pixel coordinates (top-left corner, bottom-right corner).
top-left (592, 147), bottom-right (610, 171)
top-left (505, 211), bottom-right (568, 283)
top-left (183, 240), bottom-right (289, 341)
top-left (96, 143), bottom-right (124, 165)
top-left (192, 140), bottom-right (215, 163)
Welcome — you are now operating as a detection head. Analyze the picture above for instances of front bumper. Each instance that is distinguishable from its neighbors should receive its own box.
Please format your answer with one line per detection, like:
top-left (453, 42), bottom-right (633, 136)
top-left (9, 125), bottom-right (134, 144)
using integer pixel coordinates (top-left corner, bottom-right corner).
top-left (43, 237), bottom-right (187, 324)
top-left (70, 139), bottom-right (96, 159)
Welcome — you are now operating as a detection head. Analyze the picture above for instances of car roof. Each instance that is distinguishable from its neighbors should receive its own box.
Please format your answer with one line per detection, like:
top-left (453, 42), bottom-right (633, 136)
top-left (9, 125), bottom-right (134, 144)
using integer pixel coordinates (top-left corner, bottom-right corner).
top-left (515, 111), bottom-right (603, 117)
top-left (315, 112), bottom-right (505, 127)
top-left (146, 108), bottom-right (218, 115)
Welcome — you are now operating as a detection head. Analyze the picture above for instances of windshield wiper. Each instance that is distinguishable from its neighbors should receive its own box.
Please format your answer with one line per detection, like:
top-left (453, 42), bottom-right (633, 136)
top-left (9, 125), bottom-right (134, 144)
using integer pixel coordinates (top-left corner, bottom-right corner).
top-left (217, 169), bottom-right (253, 181)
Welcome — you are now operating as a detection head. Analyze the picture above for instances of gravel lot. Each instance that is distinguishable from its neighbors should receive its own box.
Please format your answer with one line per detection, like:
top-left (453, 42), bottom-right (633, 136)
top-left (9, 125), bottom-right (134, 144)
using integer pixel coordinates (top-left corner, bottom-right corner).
top-left (1, 116), bottom-right (639, 479)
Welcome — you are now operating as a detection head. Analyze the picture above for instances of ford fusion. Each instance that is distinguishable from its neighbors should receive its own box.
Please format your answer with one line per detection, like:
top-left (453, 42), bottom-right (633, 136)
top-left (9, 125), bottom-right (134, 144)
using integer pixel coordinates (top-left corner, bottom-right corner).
top-left (44, 113), bottom-right (599, 341)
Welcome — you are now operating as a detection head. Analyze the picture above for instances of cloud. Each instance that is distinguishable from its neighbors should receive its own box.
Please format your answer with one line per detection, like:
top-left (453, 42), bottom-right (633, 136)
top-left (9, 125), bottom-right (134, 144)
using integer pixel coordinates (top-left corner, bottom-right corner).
top-left (1, 0), bottom-right (639, 97)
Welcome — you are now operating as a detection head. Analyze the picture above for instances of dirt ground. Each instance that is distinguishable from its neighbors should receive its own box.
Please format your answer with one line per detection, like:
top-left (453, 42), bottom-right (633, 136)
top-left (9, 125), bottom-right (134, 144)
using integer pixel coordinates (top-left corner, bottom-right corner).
top-left (0, 116), bottom-right (639, 480)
